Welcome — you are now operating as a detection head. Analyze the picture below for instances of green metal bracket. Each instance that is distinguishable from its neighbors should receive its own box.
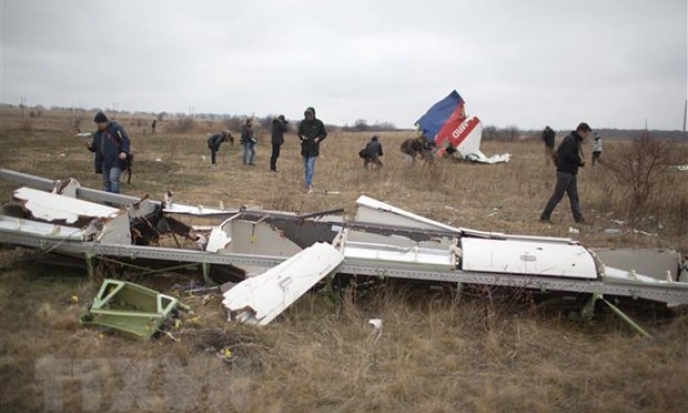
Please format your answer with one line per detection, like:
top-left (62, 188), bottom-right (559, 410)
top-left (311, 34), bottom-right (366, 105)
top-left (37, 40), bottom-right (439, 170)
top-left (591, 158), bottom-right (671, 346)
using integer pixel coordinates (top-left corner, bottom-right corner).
top-left (84, 252), bottom-right (96, 281)
top-left (202, 262), bottom-right (213, 285)
top-left (579, 293), bottom-right (651, 338)
top-left (80, 279), bottom-right (189, 340)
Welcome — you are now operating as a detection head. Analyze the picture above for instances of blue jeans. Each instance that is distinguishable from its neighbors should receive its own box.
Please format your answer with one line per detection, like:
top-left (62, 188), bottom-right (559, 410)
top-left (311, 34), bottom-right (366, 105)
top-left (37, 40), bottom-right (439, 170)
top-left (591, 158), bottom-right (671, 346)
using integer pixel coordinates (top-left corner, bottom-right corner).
top-left (102, 165), bottom-right (122, 194)
top-left (242, 142), bottom-right (255, 165)
top-left (303, 156), bottom-right (316, 187)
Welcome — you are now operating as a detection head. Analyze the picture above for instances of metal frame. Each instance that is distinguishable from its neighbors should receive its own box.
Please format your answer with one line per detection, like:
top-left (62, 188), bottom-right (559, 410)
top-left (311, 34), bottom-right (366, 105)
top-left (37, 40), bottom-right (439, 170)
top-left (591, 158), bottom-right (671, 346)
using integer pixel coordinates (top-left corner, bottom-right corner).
top-left (3, 227), bottom-right (688, 305)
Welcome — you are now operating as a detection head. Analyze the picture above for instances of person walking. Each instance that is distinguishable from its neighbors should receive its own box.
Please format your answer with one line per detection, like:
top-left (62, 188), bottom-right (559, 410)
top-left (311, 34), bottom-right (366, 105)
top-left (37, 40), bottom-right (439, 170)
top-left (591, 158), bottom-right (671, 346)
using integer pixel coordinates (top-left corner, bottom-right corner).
top-left (540, 122), bottom-right (592, 224)
top-left (363, 135), bottom-right (384, 170)
top-left (270, 114), bottom-right (288, 172)
top-left (542, 126), bottom-right (556, 165)
top-left (592, 132), bottom-right (603, 166)
top-left (207, 130), bottom-right (234, 167)
top-left (297, 107), bottom-right (327, 193)
top-left (86, 111), bottom-right (131, 194)
top-left (241, 119), bottom-right (256, 166)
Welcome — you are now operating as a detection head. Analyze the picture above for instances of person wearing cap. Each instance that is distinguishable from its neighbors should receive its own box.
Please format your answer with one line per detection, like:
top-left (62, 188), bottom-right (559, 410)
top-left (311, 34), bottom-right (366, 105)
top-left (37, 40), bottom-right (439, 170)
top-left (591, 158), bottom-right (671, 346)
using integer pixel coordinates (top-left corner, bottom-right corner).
top-left (86, 111), bottom-right (131, 194)
top-left (592, 132), bottom-right (603, 166)
top-left (540, 122), bottom-right (591, 224)
top-left (270, 114), bottom-right (288, 172)
top-left (207, 130), bottom-right (234, 167)
top-left (297, 107), bottom-right (327, 193)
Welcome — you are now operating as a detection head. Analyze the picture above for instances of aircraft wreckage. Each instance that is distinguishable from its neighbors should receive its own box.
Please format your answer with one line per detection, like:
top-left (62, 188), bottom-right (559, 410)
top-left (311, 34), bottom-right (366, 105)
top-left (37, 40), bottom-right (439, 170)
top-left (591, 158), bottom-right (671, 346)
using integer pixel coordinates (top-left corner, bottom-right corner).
top-left (0, 168), bottom-right (687, 336)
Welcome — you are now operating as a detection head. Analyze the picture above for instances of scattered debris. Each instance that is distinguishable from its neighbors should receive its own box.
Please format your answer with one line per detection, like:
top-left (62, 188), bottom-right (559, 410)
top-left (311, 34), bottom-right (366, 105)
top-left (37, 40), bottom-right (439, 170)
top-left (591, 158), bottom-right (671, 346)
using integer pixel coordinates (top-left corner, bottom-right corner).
top-left (416, 90), bottom-right (511, 164)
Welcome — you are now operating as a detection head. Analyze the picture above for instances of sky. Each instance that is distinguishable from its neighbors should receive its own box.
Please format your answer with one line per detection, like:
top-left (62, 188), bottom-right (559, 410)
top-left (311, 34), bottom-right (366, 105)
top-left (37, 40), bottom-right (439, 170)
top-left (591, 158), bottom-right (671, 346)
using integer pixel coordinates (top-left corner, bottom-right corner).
top-left (1, 0), bottom-right (686, 131)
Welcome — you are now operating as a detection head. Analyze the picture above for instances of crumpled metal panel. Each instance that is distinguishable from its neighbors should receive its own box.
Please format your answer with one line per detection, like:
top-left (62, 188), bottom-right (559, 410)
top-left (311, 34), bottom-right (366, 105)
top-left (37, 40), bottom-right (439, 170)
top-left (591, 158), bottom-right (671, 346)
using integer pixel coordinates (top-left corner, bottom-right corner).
top-left (222, 242), bottom-right (344, 325)
top-left (336, 229), bottom-right (457, 268)
top-left (355, 195), bottom-right (459, 232)
top-left (13, 187), bottom-right (120, 224)
top-left (593, 248), bottom-right (683, 282)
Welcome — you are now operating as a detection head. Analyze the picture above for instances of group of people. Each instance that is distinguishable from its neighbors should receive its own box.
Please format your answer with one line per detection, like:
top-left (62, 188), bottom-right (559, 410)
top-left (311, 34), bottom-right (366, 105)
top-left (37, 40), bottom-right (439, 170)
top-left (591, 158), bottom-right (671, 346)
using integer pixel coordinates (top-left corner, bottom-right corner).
top-left (200, 107), bottom-right (329, 193)
top-left (85, 109), bottom-right (602, 225)
top-left (86, 107), bottom-right (328, 195)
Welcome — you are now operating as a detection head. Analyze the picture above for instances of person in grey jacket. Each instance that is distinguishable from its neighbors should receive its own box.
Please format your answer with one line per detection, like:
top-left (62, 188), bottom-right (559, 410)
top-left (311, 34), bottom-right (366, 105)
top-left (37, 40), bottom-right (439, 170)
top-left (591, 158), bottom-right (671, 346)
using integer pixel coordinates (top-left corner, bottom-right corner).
top-left (86, 111), bottom-right (131, 194)
top-left (540, 122), bottom-right (591, 224)
top-left (241, 119), bottom-right (256, 166)
top-left (207, 130), bottom-right (234, 166)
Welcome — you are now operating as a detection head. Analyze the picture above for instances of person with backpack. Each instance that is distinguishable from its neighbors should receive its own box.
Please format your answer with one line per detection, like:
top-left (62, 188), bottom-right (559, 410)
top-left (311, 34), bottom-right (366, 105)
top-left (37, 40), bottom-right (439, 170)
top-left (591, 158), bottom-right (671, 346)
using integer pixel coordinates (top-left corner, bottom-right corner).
top-left (361, 135), bottom-right (384, 170)
top-left (542, 126), bottom-right (556, 165)
top-left (540, 122), bottom-right (592, 224)
top-left (207, 130), bottom-right (234, 167)
top-left (86, 111), bottom-right (131, 194)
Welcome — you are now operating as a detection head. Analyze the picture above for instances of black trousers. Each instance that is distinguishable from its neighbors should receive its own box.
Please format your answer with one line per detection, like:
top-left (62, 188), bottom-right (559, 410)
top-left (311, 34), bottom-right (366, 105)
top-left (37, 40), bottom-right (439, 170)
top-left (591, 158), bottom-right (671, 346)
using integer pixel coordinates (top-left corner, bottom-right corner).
top-left (270, 144), bottom-right (281, 171)
top-left (210, 149), bottom-right (217, 165)
top-left (541, 171), bottom-right (583, 222)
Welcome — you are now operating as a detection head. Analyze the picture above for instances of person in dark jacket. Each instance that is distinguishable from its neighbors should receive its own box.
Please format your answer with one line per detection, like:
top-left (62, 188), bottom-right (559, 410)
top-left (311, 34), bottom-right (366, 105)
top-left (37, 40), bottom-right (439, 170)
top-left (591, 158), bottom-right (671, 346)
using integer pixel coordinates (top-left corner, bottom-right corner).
top-left (542, 126), bottom-right (556, 165)
top-left (297, 107), bottom-right (327, 193)
top-left (540, 122), bottom-right (592, 224)
top-left (270, 114), bottom-right (288, 172)
top-left (363, 135), bottom-right (384, 169)
top-left (207, 130), bottom-right (234, 167)
top-left (86, 111), bottom-right (131, 194)
top-left (240, 119), bottom-right (256, 166)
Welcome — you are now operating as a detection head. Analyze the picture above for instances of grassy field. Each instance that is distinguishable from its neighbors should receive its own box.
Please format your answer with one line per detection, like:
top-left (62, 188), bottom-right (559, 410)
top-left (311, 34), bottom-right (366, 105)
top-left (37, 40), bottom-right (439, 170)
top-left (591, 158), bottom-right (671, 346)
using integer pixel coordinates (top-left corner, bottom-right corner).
top-left (1, 108), bottom-right (688, 412)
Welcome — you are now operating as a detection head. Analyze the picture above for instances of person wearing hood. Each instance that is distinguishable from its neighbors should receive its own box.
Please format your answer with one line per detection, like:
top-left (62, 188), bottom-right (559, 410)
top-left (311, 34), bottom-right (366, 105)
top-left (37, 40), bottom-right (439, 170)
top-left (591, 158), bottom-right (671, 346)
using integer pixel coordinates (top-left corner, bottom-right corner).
top-left (207, 130), bottom-right (234, 167)
top-left (270, 114), bottom-right (288, 172)
top-left (540, 122), bottom-right (591, 224)
top-left (297, 107), bottom-right (327, 193)
top-left (85, 111), bottom-right (131, 194)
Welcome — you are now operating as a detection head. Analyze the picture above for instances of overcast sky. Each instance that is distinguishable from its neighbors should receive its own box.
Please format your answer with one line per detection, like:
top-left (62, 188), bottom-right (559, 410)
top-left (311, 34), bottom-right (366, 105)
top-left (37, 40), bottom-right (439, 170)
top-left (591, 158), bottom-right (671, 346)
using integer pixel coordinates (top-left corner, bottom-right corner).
top-left (1, 0), bottom-right (686, 130)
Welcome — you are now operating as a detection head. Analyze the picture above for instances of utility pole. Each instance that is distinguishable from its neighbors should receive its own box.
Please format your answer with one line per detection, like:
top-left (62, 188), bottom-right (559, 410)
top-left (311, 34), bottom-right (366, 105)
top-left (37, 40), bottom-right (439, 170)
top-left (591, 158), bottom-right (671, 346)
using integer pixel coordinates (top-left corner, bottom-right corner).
top-left (683, 99), bottom-right (687, 134)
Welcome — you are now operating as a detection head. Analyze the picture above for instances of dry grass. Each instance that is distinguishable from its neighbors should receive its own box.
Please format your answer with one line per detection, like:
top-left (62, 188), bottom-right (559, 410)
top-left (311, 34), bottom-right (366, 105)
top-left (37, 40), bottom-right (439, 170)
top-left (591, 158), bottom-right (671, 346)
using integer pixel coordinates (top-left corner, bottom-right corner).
top-left (1, 107), bottom-right (688, 412)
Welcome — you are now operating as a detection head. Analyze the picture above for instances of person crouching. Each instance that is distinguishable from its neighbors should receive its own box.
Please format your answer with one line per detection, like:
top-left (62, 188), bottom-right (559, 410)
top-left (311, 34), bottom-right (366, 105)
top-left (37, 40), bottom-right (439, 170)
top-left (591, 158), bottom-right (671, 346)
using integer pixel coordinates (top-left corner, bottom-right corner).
top-left (363, 136), bottom-right (383, 170)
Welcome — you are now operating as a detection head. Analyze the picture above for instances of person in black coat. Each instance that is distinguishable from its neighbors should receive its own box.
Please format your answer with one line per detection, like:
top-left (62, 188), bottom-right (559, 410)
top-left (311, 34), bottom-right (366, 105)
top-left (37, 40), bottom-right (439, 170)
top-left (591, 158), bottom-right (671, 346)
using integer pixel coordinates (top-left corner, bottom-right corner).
top-left (207, 130), bottom-right (234, 166)
top-left (362, 135), bottom-right (384, 169)
top-left (270, 115), bottom-right (288, 172)
top-left (542, 126), bottom-right (555, 165)
top-left (540, 122), bottom-right (591, 224)
top-left (297, 107), bottom-right (327, 192)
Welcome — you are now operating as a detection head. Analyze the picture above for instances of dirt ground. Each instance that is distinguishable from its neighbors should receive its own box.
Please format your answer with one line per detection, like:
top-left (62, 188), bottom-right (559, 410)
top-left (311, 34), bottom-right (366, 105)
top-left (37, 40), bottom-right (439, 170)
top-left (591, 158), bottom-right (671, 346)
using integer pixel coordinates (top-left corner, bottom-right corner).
top-left (1, 109), bottom-right (687, 412)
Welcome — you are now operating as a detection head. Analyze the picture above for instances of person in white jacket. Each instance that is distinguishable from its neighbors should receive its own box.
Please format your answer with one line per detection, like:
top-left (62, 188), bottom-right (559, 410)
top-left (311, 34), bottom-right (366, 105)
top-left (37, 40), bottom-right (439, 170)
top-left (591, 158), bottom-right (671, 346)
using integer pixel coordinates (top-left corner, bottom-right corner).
top-left (592, 133), bottom-right (603, 166)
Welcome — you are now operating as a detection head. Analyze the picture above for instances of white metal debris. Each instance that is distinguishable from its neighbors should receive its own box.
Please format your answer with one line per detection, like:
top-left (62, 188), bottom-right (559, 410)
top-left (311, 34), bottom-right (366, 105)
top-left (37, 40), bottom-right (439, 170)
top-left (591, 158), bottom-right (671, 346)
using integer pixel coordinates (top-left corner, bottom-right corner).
top-left (13, 187), bottom-right (120, 224)
top-left (336, 229), bottom-right (457, 268)
top-left (355, 195), bottom-right (459, 232)
top-left (222, 242), bottom-right (344, 325)
top-left (460, 237), bottom-right (597, 279)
